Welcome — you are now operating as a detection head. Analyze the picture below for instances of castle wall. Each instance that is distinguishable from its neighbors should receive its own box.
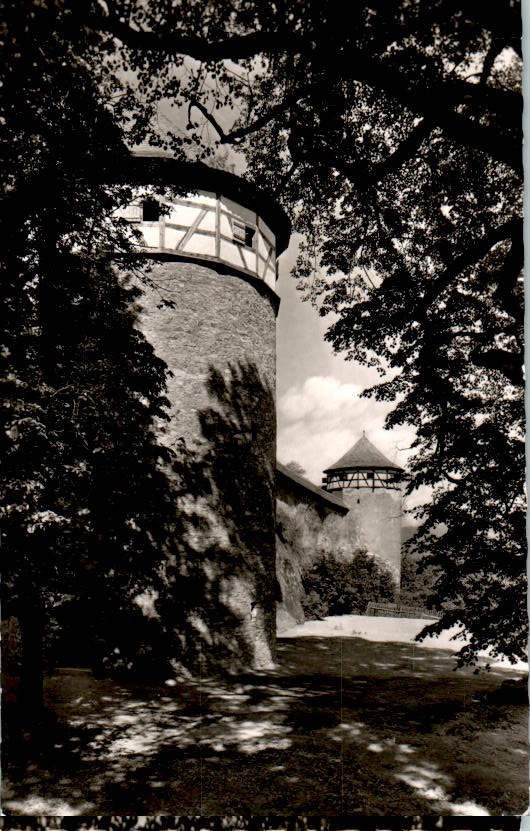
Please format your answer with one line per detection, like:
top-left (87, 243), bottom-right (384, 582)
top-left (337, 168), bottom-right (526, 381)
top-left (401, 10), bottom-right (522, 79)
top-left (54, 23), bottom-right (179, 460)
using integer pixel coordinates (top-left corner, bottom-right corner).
top-left (131, 260), bottom-right (278, 669)
top-left (275, 496), bottom-right (361, 631)
top-left (134, 261), bottom-right (276, 449)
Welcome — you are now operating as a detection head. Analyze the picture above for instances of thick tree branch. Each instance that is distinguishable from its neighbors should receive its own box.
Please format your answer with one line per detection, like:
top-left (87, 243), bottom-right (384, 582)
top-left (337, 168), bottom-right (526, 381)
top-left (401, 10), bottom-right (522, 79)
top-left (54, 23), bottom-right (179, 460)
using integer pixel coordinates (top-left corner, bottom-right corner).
top-left (92, 9), bottom-right (305, 61)
top-left (415, 220), bottom-right (524, 386)
top-left (480, 38), bottom-right (506, 84)
top-left (187, 98), bottom-right (227, 140)
top-left (341, 54), bottom-right (521, 172)
top-left (91, 7), bottom-right (521, 171)
top-left (317, 120), bottom-right (432, 189)
top-left (366, 120), bottom-right (432, 184)
top-left (188, 96), bottom-right (297, 144)
top-left (422, 218), bottom-right (523, 311)
top-left (281, 118), bottom-right (431, 196)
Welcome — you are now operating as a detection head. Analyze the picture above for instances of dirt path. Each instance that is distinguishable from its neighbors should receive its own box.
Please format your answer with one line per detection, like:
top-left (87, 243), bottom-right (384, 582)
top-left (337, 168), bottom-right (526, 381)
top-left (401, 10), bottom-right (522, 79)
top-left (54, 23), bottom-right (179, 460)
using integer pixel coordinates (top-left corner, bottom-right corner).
top-left (3, 635), bottom-right (527, 815)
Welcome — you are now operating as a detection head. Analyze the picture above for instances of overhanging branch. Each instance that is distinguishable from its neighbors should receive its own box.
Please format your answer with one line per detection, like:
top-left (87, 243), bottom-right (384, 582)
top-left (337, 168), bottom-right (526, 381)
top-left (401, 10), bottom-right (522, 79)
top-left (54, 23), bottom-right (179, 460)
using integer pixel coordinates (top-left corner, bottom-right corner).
top-left (188, 95), bottom-right (297, 144)
top-left (422, 218), bottom-right (523, 311)
top-left (92, 8), bottom-right (306, 61)
top-left (91, 6), bottom-right (522, 172)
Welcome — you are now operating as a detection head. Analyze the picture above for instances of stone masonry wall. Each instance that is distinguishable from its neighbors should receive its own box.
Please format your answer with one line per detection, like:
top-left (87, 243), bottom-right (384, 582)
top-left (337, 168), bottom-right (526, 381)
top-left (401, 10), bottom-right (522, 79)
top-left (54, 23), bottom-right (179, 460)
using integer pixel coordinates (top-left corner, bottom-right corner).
top-left (128, 260), bottom-right (278, 669)
top-left (275, 497), bottom-right (362, 632)
top-left (276, 483), bottom-right (403, 630)
top-left (340, 487), bottom-right (403, 586)
top-left (133, 262), bottom-right (276, 450)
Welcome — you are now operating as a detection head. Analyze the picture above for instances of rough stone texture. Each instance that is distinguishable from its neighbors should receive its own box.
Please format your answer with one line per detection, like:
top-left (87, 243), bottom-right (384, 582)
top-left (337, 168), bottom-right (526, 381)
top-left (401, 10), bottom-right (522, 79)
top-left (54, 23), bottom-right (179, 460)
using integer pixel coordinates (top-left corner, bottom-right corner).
top-left (275, 526), bottom-right (305, 629)
top-left (340, 487), bottom-right (403, 585)
top-left (133, 262), bottom-right (276, 451)
top-left (128, 260), bottom-right (277, 669)
top-left (275, 496), bottom-right (362, 632)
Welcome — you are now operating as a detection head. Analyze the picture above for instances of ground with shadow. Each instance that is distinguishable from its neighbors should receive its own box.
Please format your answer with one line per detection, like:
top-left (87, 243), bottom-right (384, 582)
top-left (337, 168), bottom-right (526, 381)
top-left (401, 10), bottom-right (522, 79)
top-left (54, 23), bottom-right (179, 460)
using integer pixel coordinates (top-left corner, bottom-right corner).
top-left (2, 636), bottom-right (527, 816)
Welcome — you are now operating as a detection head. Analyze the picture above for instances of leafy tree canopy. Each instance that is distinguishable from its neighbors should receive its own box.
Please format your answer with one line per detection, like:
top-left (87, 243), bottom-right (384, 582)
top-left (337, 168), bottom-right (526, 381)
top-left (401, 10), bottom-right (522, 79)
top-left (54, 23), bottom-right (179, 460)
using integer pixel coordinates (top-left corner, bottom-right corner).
top-left (302, 551), bottom-right (396, 620)
top-left (2, 0), bottom-right (524, 666)
top-left (285, 461), bottom-right (307, 478)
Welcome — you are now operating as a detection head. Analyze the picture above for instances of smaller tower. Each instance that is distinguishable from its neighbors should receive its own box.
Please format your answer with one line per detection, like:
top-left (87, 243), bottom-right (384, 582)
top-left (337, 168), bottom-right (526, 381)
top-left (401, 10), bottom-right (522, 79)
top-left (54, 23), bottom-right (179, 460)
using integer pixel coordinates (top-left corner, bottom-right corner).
top-left (322, 432), bottom-right (404, 585)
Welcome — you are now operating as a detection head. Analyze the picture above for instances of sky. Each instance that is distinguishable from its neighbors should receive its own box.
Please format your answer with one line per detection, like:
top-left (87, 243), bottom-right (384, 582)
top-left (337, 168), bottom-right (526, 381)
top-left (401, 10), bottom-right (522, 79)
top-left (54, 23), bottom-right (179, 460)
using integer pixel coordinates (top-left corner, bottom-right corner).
top-left (275, 234), bottom-right (416, 489)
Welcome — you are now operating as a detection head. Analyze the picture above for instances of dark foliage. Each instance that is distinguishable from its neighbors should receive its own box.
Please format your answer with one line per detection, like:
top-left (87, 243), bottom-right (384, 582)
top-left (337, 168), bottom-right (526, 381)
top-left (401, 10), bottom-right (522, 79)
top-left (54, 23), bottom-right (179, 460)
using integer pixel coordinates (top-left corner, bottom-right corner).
top-left (1, 0), bottom-right (275, 701)
top-left (301, 551), bottom-right (396, 619)
top-left (398, 551), bottom-right (440, 613)
top-left (0, 0), bottom-right (171, 704)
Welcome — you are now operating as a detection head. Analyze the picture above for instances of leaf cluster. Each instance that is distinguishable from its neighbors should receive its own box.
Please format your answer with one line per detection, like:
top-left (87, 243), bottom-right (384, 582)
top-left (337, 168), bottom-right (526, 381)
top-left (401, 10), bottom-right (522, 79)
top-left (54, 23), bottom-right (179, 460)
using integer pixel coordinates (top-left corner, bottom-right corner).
top-left (301, 551), bottom-right (396, 619)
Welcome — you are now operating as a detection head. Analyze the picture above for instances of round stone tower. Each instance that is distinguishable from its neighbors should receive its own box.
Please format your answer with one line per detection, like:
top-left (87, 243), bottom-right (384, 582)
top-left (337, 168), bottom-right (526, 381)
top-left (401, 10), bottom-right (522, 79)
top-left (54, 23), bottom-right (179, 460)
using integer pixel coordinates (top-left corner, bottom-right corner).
top-left (322, 432), bottom-right (404, 586)
top-left (117, 150), bottom-right (291, 669)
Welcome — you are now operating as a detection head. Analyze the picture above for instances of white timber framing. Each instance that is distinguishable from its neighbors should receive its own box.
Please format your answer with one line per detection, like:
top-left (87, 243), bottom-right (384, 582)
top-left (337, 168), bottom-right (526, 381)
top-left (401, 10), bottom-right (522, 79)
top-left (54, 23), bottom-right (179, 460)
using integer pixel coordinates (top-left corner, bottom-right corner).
top-left (324, 468), bottom-right (401, 491)
top-left (119, 192), bottom-right (277, 285)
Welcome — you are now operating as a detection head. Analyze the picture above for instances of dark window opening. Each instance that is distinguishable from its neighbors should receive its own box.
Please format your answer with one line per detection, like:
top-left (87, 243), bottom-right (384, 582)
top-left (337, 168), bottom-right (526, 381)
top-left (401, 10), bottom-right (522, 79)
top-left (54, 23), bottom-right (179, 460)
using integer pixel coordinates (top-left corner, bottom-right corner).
top-left (232, 217), bottom-right (255, 248)
top-left (143, 199), bottom-right (161, 221)
top-left (244, 226), bottom-right (255, 247)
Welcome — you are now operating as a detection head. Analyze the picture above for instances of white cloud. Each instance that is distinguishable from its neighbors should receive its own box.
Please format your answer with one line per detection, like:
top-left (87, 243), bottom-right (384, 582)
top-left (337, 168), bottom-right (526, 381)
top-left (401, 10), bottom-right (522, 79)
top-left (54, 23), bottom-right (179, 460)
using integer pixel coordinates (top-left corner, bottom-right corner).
top-left (280, 376), bottom-right (364, 424)
top-left (277, 375), bottom-right (416, 488)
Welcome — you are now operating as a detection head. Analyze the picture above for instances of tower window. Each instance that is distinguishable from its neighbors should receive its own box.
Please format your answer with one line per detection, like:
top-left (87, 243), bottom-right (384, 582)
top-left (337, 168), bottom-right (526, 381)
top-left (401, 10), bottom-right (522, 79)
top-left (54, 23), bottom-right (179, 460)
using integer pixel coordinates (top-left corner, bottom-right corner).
top-left (232, 217), bottom-right (255, 248)
top-left (142, 199), bottom-right (162, 221)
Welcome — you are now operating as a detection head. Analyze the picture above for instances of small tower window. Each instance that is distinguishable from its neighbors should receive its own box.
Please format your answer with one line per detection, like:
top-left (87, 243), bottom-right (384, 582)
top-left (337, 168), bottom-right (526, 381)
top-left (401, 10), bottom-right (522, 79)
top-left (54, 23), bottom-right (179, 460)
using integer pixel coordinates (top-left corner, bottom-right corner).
top-left (232, 217), bottom-right (255, 248)
top-left (142, 199), bottom-right (162, 222)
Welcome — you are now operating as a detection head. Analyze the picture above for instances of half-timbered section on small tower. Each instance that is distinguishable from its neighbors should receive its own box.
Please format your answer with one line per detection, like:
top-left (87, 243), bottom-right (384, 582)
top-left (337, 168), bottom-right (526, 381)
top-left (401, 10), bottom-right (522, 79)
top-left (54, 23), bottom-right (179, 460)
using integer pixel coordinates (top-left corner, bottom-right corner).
top-left (322, 432), bottom-right (404, 585)
top-left (115, 149), bottom-right (291, 670)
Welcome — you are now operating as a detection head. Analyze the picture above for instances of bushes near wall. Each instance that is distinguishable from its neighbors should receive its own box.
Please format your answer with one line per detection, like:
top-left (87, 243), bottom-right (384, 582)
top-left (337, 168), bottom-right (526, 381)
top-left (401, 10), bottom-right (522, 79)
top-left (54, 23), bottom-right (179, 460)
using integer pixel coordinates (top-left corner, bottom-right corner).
top-left (301, 552), bottom-right (396, 620)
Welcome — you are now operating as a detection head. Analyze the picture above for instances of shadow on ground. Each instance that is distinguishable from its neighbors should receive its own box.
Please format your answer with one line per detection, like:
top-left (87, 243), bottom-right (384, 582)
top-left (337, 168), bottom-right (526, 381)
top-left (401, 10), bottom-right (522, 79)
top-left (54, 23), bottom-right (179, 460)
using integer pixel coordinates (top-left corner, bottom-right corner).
top-left (2, 637), bottom-right (527, 816)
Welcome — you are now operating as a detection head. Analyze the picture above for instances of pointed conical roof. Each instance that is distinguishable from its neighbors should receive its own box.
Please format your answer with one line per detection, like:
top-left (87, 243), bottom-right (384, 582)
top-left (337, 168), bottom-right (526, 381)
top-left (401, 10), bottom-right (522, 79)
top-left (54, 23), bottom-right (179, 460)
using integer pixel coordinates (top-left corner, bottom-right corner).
top-left (324, 432), bottom-right (403, 473)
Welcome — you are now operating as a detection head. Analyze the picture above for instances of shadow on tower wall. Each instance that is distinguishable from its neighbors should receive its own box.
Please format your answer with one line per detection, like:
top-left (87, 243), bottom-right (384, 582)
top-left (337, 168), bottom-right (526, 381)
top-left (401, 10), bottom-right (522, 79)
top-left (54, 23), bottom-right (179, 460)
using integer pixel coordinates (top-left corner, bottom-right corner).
top-left (2, 252), bottom-right (278, 711)
top-left (12, 361), bottom-right (279, 683)
top-left (153, 360), bottom-right (277, 673)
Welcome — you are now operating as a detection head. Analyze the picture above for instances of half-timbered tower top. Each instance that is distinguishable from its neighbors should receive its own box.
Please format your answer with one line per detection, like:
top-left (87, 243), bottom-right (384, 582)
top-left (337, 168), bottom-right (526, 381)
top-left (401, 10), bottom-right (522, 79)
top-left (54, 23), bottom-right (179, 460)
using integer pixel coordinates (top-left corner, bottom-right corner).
top-left (323, 432), bottom-right (403, 492)
top-left (115, 148), bottom-right (291, 303)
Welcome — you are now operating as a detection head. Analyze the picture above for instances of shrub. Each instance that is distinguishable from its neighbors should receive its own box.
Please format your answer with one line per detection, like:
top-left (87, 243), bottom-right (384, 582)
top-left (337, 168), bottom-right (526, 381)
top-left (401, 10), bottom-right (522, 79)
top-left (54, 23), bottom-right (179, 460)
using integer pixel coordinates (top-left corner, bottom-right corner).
top-left (301, 551), bottom-right (396, 619)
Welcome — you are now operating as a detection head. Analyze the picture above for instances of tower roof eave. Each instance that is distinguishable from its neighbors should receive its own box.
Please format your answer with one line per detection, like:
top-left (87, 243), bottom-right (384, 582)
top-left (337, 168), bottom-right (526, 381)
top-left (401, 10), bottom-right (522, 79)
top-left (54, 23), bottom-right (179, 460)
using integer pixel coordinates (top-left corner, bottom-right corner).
top-left (276, 462), bottom-right (349, 514)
